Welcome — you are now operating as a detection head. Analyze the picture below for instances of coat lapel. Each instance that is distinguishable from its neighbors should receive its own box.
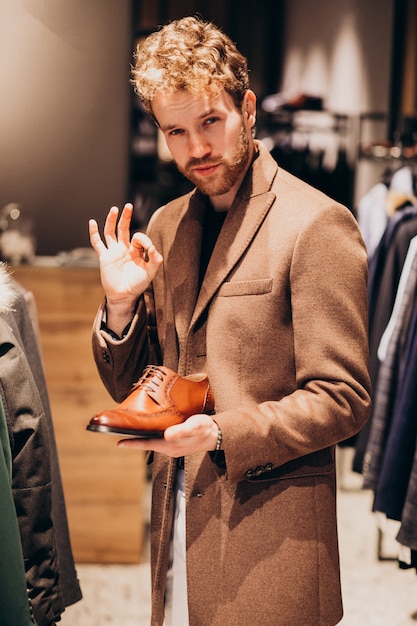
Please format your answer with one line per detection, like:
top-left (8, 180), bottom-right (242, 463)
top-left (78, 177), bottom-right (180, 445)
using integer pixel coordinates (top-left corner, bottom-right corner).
top-left (165, 191), bottom-right (206, 342)
top-left (166, 142), bottom-right (278, 339)
top-left (191, 144), bottom-right (278, 328)
top-left (191, 190), bottom-right (276, 328)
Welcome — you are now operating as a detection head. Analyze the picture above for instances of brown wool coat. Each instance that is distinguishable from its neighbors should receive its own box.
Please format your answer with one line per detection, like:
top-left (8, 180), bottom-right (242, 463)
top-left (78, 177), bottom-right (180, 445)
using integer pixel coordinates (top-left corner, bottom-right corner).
top-left (93, 142), bottom-right (371, 626)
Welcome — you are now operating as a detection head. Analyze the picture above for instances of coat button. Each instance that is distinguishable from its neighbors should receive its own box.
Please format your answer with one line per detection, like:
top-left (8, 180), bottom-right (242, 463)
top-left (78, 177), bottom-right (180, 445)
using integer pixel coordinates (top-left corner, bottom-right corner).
top-left (102, 349), bottom-right (110, 363)
top-left (264, 463), bottom-right (273, 472)
top-left (245, 469), bottom-right (254, 479)
top-left (255, 466), bottom-right (264, 476)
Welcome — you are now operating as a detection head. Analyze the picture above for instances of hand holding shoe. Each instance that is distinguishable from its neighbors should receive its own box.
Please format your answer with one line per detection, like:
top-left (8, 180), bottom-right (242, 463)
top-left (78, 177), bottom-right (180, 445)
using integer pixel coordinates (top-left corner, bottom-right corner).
top-left (117, 413), bottom-right (220, 458)
top-left (87, 365), bottom-right (215, 437)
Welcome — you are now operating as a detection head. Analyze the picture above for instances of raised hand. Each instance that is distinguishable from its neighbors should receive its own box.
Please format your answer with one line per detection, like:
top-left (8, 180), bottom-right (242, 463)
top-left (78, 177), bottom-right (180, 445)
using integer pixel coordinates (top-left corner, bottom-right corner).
top-left (89, 203), bottom-right (163, 332)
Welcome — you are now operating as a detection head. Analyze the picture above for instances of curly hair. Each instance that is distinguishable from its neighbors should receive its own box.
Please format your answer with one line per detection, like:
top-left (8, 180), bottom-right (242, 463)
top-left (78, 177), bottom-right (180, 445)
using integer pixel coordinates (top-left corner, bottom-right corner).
top-left (132, 16), bottom-right (250, 115)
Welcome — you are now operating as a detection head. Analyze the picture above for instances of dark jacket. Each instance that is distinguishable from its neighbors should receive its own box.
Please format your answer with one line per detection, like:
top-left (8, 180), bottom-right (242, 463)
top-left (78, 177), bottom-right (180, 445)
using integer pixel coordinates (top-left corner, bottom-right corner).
top-left (0, 395), bottom-right (37, 626)
top-left (0, 267), bottom-right (81, 626)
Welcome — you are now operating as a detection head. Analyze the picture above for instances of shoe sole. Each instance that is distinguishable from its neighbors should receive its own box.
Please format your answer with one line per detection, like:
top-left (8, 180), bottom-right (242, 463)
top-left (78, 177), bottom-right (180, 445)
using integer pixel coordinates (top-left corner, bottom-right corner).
top-left (86, 423), bottom-right (165, 438)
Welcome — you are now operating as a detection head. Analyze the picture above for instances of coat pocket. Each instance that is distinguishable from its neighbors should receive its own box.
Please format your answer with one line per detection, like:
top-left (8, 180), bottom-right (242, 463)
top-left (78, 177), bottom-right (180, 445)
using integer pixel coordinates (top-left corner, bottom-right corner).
top-left (218, 277), bottom-right (273, 297)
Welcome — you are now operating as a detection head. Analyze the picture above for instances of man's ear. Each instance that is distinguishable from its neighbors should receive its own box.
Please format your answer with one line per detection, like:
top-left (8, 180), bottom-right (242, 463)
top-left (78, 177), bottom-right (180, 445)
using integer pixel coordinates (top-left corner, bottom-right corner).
top-left (243, 90), bottom-right (257, 128)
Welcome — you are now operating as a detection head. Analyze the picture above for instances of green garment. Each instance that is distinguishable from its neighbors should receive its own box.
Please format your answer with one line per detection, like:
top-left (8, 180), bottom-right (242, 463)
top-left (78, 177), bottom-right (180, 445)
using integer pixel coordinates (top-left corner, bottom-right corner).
top-left (0, 398), bottom-right (37, 626)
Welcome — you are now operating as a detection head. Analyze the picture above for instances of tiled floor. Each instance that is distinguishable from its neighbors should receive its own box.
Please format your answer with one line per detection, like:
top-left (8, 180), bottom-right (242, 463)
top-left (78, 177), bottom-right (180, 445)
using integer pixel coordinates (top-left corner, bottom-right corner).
top-left (60, 450), bottom-right (417, 625)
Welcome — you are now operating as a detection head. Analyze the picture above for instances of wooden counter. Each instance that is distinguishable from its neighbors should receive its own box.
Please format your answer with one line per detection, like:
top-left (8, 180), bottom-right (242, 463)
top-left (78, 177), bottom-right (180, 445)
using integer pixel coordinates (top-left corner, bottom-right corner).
top-left (12, 265), bottom-right (146, 564)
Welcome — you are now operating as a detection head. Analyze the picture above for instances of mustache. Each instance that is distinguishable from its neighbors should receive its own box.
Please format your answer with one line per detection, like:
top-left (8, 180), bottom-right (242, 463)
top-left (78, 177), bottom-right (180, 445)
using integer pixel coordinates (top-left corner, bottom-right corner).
top-left (185, 156), bottom-right (221, 169)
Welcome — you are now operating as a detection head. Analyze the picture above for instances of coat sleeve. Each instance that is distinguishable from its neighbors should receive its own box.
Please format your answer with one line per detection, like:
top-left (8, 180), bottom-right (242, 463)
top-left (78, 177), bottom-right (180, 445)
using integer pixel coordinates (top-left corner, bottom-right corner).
top-left (92, 287), bottom-right (162, 402)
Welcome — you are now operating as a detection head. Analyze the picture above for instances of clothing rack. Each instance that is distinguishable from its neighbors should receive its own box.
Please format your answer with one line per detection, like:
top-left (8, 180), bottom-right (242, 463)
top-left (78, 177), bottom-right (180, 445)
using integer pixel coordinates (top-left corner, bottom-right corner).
top-left (354, 165), bottom-right (417, 570)
top-left (358, 111), bottom-right (417, 164)
top-left (257, 108), bottom-right (356, 210)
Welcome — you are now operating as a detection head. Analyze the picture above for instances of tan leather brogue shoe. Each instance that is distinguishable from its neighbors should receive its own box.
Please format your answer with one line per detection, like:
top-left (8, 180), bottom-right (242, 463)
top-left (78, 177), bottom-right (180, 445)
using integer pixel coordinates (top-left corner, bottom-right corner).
top-left (87, 365), bottom-right (215, 437)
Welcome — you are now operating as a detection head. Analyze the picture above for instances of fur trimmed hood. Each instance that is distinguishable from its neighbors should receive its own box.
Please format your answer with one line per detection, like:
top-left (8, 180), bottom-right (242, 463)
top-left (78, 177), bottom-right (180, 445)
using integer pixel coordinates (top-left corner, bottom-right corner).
top-left (0, 263), bottom-right (17, 313)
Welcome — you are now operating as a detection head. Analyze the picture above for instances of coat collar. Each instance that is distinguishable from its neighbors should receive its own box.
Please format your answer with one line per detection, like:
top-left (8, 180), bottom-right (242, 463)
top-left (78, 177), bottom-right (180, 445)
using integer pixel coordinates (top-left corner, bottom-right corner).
top-left (167, 141), bottom-right (278, 339)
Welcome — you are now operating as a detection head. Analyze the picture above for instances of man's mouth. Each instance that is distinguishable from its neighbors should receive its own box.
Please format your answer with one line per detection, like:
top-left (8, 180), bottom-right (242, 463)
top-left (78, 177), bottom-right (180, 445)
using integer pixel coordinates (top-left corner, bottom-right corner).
top-left (192, 163), bottom-right (220, 177)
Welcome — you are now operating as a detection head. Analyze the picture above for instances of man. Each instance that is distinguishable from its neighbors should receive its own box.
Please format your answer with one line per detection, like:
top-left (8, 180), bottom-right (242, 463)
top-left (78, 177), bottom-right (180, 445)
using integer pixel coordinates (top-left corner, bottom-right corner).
top-left (88, 16), bottom-right (371, 626)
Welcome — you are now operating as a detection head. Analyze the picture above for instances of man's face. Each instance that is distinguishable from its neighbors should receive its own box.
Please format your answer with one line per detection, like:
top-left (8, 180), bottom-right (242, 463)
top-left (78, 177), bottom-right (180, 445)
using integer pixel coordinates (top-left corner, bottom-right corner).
top-left (152, 88), bottom-right (256, 208)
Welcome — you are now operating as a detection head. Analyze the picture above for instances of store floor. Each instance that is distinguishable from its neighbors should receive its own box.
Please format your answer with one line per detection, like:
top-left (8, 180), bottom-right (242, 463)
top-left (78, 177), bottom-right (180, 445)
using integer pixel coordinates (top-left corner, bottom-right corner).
top-left (60, 449), bottom-right (417, 626)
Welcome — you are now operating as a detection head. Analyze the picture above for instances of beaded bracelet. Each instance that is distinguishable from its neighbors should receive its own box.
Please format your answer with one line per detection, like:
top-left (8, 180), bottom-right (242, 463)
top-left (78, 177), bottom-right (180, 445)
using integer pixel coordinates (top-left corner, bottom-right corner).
top-left (215, 427), bottom-right (222, 451)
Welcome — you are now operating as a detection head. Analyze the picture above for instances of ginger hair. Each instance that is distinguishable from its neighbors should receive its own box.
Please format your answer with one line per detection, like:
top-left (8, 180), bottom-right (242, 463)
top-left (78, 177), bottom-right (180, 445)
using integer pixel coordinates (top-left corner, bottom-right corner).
top-left (132, 16), bottom-right (250, 115)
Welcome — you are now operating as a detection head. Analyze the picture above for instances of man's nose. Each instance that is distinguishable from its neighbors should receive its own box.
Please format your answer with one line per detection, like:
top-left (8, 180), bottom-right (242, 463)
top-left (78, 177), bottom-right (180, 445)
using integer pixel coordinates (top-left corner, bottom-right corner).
top-left (188, 132), bottom-right (211, 159)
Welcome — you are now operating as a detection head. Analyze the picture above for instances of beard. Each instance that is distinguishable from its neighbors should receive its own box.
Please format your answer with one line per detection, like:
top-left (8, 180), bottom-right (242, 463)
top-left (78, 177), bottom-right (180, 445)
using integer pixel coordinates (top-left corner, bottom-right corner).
top-left (178, 120), bottom-right (251, 197)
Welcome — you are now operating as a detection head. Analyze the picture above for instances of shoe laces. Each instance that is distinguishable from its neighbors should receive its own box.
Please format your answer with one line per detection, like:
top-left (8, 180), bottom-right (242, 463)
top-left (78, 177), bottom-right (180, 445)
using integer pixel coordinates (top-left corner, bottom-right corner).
top-left (132, 365), bottom-right (167, 394)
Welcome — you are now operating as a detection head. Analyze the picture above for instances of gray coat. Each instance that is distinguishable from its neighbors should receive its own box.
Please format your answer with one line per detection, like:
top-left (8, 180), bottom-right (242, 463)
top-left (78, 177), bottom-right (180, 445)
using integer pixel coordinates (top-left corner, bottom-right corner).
top-left (0, 269), bottom-right (81, 626)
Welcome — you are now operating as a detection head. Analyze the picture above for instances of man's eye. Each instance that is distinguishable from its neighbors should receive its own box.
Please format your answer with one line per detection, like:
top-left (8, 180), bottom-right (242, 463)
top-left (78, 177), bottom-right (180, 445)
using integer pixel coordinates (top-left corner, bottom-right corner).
top-left (205, 117), bottom-right (218, 126)
top-left (169, 128), bottom-right (183, 136)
